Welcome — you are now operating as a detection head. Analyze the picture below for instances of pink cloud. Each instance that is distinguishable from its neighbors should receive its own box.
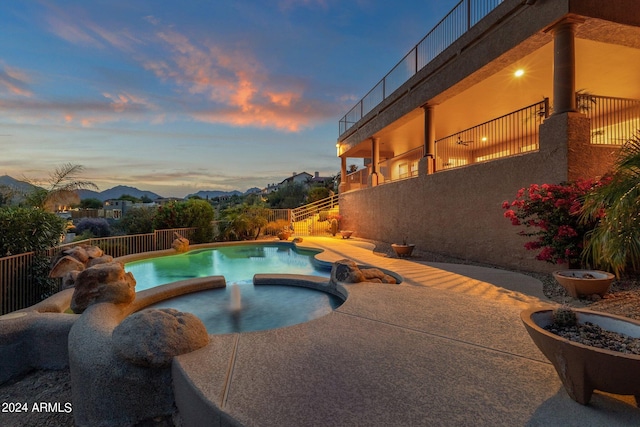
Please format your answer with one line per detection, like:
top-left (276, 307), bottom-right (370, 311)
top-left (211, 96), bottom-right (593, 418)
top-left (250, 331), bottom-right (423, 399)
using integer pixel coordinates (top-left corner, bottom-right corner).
top-left (0, 65), bottom-right (33, 97)
top-left (144, 28), bottom-right (324, 132)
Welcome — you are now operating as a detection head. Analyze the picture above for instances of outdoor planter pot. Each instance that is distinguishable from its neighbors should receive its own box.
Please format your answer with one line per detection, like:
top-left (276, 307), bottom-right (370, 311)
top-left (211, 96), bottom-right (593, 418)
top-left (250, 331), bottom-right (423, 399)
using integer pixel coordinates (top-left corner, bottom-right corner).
top-left (552, 270), bottom-right (615, 298)
top-left (521, 306), bottom-right (640, 406)
top-left (391, 243), bottom-right (415, 257)
top-left (340, 230), bottom-right (354, 239)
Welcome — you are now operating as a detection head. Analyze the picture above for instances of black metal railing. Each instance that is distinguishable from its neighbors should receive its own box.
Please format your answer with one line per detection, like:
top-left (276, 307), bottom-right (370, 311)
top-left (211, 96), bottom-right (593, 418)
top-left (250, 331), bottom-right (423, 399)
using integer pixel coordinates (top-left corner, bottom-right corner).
top-left (339, 0), bottom-right (504, 136)
top-left (435, 99), bottom-right (548, 170)
top-left (579, 94), bottom-right (640, 145)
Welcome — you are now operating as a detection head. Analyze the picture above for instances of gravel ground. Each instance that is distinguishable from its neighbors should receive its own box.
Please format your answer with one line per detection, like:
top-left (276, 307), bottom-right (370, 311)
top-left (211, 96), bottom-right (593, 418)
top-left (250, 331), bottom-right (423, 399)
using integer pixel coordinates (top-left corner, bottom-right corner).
top-left (3, 241), bottom-right (639, 426)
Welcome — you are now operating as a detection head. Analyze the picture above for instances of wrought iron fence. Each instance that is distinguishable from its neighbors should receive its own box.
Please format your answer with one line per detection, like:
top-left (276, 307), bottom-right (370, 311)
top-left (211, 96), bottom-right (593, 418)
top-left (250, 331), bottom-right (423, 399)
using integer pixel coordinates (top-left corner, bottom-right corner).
top-left (580, 94), bottom-right (640, 145)
top-left (435, 99), bottom-right (548, 171)
top-left (344, 169), bottom-right (369, 192)
top-left (339, 0), bottom-right (504, 136)
top-left (378, 146), bottom-right (424, 184)
top-left (1, 227), bottom-right (197, 315)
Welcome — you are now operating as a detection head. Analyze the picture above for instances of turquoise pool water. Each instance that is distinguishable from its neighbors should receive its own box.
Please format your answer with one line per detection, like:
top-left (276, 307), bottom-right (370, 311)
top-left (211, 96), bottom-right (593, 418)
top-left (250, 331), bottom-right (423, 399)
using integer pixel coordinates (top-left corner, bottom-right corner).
top-left (126, 243), bottom-right (329, 291)
top-left (126, 243), bottom-right (340, 334)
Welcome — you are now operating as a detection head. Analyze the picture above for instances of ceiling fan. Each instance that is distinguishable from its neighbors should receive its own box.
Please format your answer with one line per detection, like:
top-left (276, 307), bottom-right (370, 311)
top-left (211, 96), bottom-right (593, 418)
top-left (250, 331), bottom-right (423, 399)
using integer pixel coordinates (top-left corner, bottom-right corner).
top-left (456, 136), bottom-right (474, 146)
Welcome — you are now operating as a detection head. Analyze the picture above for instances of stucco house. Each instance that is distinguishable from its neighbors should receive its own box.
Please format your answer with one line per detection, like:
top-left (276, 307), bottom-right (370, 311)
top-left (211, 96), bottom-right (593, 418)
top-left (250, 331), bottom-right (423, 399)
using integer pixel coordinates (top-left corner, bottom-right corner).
top-left (336, 0), bottom-right (640, 272)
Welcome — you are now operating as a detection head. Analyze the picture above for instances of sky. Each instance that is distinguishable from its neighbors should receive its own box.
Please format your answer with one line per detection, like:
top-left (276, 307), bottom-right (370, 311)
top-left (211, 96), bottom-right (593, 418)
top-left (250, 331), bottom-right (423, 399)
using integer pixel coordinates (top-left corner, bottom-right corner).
top-left (0, 0), bottom-right (458, 197)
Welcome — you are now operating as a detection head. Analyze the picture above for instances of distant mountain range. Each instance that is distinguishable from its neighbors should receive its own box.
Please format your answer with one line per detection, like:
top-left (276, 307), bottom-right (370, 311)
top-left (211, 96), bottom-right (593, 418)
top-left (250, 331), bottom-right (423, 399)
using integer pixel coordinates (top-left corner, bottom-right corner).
top-left (1, 175), bottom-right (260, 202)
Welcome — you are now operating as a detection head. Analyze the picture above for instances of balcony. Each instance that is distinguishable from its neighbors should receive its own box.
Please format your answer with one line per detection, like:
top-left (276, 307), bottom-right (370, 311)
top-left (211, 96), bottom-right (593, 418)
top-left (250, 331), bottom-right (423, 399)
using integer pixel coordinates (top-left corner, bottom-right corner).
top-left (342, 94), bottom-right (639, 192)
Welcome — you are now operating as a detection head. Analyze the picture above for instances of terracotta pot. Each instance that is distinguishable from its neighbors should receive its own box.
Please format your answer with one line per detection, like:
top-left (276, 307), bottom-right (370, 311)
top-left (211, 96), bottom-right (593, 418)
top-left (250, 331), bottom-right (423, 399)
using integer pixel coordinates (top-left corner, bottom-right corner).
top-left (521, 306), bottom-right (640, 406)
top-left (552, 270), bottom-right (615, 298)
top-left (391, 243), bottom-right (415, 257)
top-left (277, 231), bottom-right (291, 241)
top-left (340, 230), bottom-right (354, 239)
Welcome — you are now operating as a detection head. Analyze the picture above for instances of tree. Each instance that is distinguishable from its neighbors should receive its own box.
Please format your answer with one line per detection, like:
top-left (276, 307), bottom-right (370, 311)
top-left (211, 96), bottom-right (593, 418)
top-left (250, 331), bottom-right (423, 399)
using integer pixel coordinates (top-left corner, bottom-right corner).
top-left (153, 199), bottom-right (215, 243)
top-left (119, 207), bottom-right (156, 235)
top-left (219, 203), bottom-right (268, 240)
top-left (118, 194), bottom-right (141, 203)
top-left (80, 198), bottom-right (103, 209)
top-left (74, 218), bottom-right (112, 238)
top-left (268, 182), bottom-right (306, 208)
top-left (23, 163), bottom-right (98, 212)
top-left (581, 133), bottom-right (640, 276)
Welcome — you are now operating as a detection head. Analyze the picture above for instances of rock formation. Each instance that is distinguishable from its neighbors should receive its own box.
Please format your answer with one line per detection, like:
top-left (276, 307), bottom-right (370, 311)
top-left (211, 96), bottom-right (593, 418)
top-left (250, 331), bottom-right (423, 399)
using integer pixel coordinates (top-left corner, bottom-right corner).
top-left (112, 308), bottom-right (209, 368)
top-left (330, 259), bottom-right (397, 284)
top-left (70, 262), bottom-right (136, 313)
top-left (171, 232), bottom-right (190, 253)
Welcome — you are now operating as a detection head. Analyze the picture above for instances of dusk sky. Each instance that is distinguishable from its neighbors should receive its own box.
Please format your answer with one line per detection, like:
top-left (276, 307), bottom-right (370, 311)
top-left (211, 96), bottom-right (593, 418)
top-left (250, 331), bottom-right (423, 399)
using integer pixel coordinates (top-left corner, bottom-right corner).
top-left (1, 1), bottom-right (458, 197)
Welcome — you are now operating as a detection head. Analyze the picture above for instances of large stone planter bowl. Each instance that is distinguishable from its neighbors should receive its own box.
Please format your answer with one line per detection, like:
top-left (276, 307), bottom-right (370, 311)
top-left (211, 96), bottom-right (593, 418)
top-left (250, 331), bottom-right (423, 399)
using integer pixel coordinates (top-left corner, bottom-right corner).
top-left (552, 270), bottom-right (615, 298)
top-left (521, 306), bottom-right (640, 406)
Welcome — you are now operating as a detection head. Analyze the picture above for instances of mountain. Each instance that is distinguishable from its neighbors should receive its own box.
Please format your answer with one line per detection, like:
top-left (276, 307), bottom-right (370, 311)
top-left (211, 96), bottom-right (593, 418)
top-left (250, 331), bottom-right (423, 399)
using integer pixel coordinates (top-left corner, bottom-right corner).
top-left (0, 175), bottom-right (37, 193)
top-left (186, 190), bottom-right (244, 199)
top-left (78, 186), bottom-right (162, 201)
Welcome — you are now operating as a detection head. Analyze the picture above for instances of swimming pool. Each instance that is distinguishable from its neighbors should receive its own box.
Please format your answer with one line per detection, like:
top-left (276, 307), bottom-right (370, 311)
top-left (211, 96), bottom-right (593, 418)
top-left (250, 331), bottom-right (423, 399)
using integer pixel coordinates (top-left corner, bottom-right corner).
top-left (126, 243), bottom-right (330, 291)
top-left (126, 243), bottom-right (341, 334)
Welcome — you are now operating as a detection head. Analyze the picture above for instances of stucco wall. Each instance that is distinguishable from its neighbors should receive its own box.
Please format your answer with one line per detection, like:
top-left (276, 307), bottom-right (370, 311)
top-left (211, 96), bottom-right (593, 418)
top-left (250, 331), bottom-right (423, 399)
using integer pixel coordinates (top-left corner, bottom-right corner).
top-left (339, 113), bottom-right (617, 274)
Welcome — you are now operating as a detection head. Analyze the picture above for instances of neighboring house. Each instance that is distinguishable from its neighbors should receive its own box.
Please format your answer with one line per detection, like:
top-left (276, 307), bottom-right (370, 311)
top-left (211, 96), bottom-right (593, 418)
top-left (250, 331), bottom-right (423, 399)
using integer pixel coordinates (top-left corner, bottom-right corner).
top-left (102, 200), bottom-right (159, 220)
top-left (336, 0), bottom-right (640, 272)
top-left (263, 172), bottom-right (331, 194)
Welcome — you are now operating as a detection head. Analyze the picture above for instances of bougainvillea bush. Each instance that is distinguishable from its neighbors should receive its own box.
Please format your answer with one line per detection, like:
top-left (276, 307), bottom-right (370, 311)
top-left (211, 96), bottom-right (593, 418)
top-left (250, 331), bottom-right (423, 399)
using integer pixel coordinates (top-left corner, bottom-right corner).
top-left (503, 180), bottom-right (605, 267)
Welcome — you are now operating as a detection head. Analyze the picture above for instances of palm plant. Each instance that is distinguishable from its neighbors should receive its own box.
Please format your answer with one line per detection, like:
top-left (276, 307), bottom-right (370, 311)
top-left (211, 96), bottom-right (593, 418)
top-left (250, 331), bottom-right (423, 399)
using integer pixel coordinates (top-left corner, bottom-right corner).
top-left (24, 163), bottom-right (98, 212)
top-left (581, 132), bottom-right (640, 276)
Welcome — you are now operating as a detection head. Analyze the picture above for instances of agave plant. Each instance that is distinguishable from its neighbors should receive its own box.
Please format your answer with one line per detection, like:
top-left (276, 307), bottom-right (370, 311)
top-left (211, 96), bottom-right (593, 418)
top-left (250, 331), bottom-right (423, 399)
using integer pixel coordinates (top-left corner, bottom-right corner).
top-left (581, 132), bottom-right (640, 276)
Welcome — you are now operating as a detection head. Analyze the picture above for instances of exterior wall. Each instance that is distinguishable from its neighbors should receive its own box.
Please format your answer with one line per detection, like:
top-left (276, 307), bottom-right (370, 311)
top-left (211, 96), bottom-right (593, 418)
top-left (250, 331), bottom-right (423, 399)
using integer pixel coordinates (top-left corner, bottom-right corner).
top-left (339, 113), bottom-right (591, 274)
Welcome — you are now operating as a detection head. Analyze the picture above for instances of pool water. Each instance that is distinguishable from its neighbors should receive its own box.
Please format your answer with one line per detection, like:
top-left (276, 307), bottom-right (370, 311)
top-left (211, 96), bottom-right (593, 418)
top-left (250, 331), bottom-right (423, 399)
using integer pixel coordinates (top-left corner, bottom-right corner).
top-left (127, 243), bottom-right (341, 334)
top-left (145, 284), bottom-right (343, 334)
top-left (126, 243), bottom-right (329, 291)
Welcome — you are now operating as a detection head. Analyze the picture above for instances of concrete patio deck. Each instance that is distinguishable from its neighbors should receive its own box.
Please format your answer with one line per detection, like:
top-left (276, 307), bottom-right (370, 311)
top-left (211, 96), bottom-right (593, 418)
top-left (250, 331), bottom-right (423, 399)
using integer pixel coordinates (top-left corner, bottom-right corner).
top-left (172, 237), bottom-right (640, 426)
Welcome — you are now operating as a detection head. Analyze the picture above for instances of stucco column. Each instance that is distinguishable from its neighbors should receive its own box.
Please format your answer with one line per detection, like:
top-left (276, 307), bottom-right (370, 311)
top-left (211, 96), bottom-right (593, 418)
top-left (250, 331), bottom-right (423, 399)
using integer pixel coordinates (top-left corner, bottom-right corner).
top-left (423, 105), bottom-right (436, 174)
top-left (369, 137), bottom-right (380, 186)
top-left (338, 156), bottom-right (347, 193)
top-left (549, 18), bottom-right (582, 115)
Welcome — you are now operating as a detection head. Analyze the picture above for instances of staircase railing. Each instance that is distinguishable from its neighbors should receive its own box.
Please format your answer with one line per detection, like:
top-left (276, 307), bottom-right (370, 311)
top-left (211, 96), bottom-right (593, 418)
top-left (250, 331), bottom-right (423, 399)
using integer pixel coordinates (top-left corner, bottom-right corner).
top-left (289, 194), bottom-right (339, 236)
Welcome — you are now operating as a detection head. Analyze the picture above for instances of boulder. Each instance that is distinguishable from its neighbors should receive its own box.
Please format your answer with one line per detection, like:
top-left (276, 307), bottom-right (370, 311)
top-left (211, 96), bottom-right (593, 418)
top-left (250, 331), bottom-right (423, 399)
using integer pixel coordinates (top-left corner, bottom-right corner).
top-left (84, 245), bottom-right (104, 259)
top-left (62, 270), bottom-right (81, 289)
top-left (362, 268), bottom-right (397, 284)
top-left (87, 254), bottom-right (114, 267)
top-left (171, 233), bottom-right (189, 253)
top-left (49, 255), bottom-right (85, 278)
top-left (63, 246), bottom-right (90, 263)
top-left (71, 262), bottom-right (136, 313)
top-left (112, 308), bottom-right (209, 368)
top-left (331, 259), bottom-right (365, 283)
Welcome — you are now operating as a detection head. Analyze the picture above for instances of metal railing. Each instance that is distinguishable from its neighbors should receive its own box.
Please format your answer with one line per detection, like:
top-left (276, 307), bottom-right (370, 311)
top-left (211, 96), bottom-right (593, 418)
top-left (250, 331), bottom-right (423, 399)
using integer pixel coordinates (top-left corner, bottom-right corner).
top-left (339, 0), bottom-right (504, 136)
top-left (1, 227), bottom-right (197, 315)
top-left (378, 146), bottom-right (424, 183)
top-left (290, 194), bottom-right (340, 236)
top-left (435, 99), bottom-right (547, 170)
top-left (344, 169), bottom-right (369, 192)
top-left (580, 94), bottom-right (640, 145)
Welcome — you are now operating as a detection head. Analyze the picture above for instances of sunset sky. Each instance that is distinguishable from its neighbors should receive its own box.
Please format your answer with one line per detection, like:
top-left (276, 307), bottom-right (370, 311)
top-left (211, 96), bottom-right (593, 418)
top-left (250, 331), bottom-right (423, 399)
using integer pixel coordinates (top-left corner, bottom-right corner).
top-left (1, 0), bottom-right (457, 197)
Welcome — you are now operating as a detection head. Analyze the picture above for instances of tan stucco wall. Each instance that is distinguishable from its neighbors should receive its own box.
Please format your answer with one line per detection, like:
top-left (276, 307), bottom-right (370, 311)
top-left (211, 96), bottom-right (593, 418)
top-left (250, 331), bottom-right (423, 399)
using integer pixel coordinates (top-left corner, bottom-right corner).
top-left (339, 112), bottom-right (619, 274)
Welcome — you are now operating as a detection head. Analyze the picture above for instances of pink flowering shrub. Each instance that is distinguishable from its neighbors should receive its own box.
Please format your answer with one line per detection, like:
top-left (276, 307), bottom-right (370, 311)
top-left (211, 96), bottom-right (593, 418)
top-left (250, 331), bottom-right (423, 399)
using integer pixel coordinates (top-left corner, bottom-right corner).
top-left (503, 180), bottom-right (604, 267)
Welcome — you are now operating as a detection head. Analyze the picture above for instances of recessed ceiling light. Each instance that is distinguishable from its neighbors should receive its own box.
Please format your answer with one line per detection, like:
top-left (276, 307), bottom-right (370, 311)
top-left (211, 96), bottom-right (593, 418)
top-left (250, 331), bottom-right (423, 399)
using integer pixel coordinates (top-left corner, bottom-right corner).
top-left (514, 69), bottom-right (525, 77)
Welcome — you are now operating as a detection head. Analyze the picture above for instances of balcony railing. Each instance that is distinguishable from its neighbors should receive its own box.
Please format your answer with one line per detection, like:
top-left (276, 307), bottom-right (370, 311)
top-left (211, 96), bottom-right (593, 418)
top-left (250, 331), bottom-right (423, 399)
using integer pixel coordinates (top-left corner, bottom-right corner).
top-left (580, 94), bottom-right (640, 145)
top-left (435, 99), bottom-right (548, 171)
top-left (379, 146), bottom-right (424, 183)
top-left (339, 0), bottom-right (504, 136)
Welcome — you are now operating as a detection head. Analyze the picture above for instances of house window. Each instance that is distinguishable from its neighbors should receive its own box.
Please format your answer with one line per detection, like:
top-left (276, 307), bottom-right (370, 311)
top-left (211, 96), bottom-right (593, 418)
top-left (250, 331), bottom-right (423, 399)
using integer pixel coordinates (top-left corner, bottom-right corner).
top-left (112, 209), bottom-right (122, 220)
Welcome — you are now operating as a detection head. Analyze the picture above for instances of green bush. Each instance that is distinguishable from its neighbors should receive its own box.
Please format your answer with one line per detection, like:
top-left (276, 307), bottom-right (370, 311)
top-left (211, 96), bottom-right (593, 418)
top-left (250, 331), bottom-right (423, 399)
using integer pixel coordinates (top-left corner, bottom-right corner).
top-left (0, 207), bottom-right (66, 256)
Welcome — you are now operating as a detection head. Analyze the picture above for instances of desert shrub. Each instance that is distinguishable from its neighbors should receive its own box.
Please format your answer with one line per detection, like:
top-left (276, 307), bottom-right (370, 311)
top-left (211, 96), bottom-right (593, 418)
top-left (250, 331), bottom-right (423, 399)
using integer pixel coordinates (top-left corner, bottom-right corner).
top-left (119, 207), bottom-right (156, 235)
top-left (0, 207), bottom-right (67, 256)
top-left (265, 219), bottom-right (292, 235)
top-left (74, 217), bottom-right (112, 238)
